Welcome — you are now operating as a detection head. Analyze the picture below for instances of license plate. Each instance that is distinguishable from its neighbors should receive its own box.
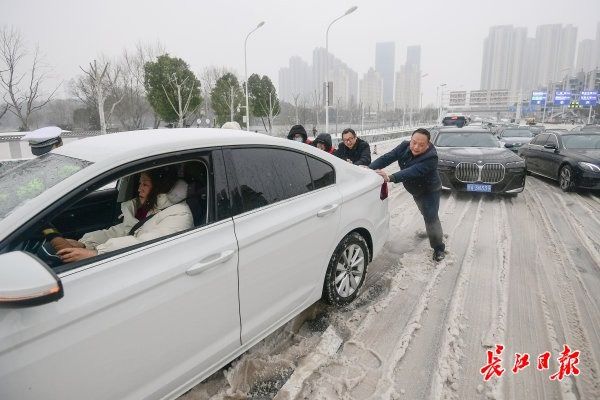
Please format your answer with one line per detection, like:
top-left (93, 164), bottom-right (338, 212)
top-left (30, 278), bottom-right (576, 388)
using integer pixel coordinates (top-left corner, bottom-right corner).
top-left (467, 183), bottom-right (492, 192)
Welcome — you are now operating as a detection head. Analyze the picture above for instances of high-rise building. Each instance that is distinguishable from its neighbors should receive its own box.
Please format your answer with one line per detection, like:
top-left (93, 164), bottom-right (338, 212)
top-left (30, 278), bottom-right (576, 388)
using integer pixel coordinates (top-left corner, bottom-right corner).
top-left (312, 47), bottom-right (358, 108)
top-left (533, 24), bottom-right (578, 87)
top-left (480, 25), bottom-right (528, 97)
top-left (395, 46), bottom-right (421, 111)
top-left (359, 68), bottom-right (383, 111)
top-left (395, 65), bottom-right (420, 111)
top-left (596, 22), bottom-right (600, 69)
top-left (278, 56), bottom-right (311, 103)
top-left (406, 45), bottom-right (421, 69)
top-left (375, 42), bottom-right (395, 106)
top-left (576, 39), bottom-right (597, 73)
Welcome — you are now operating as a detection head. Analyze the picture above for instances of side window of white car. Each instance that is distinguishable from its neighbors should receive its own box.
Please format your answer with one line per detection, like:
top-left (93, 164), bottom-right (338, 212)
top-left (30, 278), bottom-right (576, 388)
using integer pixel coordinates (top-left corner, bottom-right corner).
top-left (226, 147), bottom-right (312, 213)
top-left (306, 156), bottom-right (335, 189)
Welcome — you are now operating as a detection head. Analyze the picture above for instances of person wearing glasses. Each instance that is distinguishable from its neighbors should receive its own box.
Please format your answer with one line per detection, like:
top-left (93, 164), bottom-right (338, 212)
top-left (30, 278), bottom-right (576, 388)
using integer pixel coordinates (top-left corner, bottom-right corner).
top-left (334, 128), bottom-right (371, 166)
top-left (369, 128), bottom-right (446, 262)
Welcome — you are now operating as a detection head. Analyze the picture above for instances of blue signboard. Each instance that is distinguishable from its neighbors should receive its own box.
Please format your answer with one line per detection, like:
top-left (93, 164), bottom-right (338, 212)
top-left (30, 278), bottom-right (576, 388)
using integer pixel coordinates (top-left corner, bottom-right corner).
top-left (530, 91), bottom-right (547, 106)
top-left (554, 91), bottom-right (571, 106)
top-left (580, 91), bottom-right (598, 106)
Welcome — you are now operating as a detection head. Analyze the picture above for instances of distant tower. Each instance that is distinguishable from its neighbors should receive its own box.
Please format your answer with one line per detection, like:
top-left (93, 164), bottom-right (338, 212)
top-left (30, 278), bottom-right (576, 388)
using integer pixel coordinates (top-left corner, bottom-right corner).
top-left (375, 42), bottom-right (395, 107)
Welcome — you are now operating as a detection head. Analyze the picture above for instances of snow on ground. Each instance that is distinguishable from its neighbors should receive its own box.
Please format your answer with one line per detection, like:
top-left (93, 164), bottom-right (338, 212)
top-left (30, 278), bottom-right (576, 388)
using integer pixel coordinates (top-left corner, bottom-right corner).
top-left (181, 137), bottom-right (600, 400)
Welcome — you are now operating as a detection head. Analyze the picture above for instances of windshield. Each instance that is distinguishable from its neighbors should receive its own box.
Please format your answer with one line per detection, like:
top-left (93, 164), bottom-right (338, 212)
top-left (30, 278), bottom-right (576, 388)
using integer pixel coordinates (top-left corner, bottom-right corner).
top-left (435, 132), bottom-right (499, 148)
top-left (561, 135), bottom-right (600, 150)
top-left (0, 153), bottom-right (91, 219)
top-left (501, 130), bottom-right (533, 138)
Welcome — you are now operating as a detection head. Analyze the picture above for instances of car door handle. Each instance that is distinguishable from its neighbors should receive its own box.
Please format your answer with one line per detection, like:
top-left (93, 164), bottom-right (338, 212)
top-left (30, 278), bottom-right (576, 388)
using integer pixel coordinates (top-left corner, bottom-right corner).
top-left (186, 249), bottom-right (236, 276)
top-left (317, 203), bottom-right (339, 217)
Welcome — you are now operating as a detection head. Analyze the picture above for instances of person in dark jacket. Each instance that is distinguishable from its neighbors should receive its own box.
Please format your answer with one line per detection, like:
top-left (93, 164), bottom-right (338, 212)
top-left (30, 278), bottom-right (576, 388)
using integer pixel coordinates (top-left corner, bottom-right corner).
top-left (287, 124), bottom-right (311, 144)
top-left (334, 128), bottom-right (371, 166)
top-left (312, 133), bottom-right (334, 154)
top-left (369, 128), bottom-right (446, 261)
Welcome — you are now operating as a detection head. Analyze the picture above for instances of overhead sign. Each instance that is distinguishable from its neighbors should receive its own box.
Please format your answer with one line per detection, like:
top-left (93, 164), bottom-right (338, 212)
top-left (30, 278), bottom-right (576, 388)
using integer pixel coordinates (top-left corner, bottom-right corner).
top-left (580, 91), bottom-right (598, 106)
top-left (530, 91), bottom-right (547, 106)
top-left (553, 91), bottom-right (571, 106)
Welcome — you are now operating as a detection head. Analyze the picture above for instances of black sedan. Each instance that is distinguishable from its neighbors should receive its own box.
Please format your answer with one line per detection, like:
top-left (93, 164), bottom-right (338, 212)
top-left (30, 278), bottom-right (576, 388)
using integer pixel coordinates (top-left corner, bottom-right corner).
top-left (518, 131), bottom-right (600, 191)
top-left (497, 128), bottom-right (534, 153)
top-left (434, 128), bottom-right (526, 195)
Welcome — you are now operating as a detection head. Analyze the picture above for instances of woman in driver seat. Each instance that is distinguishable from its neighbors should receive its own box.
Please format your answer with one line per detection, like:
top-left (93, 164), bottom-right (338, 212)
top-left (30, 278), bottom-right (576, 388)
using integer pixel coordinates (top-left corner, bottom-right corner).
top-left (57, 167), bottom-right (194, 263)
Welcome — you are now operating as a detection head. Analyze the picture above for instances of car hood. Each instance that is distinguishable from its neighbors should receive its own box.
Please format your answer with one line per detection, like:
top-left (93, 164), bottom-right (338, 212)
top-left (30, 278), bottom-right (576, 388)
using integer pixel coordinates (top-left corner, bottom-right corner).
top-left (437, 147), bottom-right (521, 163)
top-left (567, 149), bottom-right (600, 163)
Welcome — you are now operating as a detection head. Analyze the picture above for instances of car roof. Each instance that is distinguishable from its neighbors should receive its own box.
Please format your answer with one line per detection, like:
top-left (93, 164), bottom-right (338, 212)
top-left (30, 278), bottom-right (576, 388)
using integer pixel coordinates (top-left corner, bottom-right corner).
top-left (53, 128), bottom-right (289, 163)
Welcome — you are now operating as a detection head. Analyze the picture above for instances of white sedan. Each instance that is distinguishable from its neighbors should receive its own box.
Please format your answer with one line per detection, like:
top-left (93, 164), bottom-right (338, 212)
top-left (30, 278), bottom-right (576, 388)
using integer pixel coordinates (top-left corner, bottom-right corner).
top-left (0, 128), bottom-right (389, 400)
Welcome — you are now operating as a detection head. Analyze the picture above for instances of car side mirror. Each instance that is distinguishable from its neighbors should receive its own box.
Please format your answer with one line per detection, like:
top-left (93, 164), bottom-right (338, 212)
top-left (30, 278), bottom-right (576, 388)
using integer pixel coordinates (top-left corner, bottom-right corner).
top-left (504, 143), bottom-right (514, 148)
top-left (0, 252), bottom-right (64, 307)
top-left (543, 143), bottom-right (557, 150)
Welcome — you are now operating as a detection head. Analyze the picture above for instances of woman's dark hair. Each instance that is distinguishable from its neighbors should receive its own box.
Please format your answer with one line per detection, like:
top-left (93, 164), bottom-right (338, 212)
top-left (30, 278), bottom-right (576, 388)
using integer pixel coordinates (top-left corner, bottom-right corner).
top-left (341, 128), bottom-right (356, 137)
top-left (140, 166), bottom-right (178, 209)
top-left (412, 128), bottom-right (431, 140)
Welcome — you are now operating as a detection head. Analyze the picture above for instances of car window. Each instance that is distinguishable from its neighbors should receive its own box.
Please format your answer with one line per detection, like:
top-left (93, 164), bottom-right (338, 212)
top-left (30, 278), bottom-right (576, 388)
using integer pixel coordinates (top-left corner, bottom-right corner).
top-left (307, 156), bottom-right (335, 189)
top-left (6, 158), bottom-right (210, 274)
top-left (546, 135), bottom-right (558, 148)
top-left (501, 130), bottom-right (533, 137)
top-left (562, 134), bottom-right (600, 149)
top-left (531, 134), bottom-right (549, 145)
top-left (0, 153), bottom-right (91, 220)
top-left (435, 132), bottom-right (499, 148)
top-left (228, 148), bottom-right (312, 213)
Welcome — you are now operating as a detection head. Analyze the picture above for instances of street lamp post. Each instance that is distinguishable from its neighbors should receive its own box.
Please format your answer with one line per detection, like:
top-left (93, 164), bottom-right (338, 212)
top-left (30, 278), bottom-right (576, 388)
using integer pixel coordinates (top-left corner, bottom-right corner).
top-left (437, 83), bottom-right (447, 122)
top-left (244, 21), bottom-right (265, 132)
top-left (325, 6), bottom-right (357, 135)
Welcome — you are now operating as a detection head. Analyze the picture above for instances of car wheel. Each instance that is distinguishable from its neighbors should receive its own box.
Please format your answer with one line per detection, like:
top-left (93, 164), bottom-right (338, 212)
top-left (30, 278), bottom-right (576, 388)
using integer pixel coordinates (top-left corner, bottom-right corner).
top-left (323, 232), bottom-right (369, 306)
top-left (559, 165), bottom-right (575, 192)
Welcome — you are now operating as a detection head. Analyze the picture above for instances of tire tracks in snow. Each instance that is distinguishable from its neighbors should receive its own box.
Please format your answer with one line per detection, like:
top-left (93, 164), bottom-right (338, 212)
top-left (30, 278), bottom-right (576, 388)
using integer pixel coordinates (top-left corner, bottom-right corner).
top-left (428, 197), bottom-right (486, 400)
top-left (525, 181), bottom-right (600, 399)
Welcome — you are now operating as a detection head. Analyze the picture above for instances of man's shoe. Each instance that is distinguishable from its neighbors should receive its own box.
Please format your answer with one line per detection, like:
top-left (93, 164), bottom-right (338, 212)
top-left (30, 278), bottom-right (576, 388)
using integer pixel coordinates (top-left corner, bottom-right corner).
top-left (433, 249), bottom-right (445, 262)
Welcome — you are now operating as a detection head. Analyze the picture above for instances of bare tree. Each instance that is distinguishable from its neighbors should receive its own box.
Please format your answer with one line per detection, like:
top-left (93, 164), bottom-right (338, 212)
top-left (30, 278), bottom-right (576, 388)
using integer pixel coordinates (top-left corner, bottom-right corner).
top-left (117, 42), bottom-right (164, 130)
top-left (312, 89), bottom-right (321, 129)
top-left (199, 66), bottom-right (232, 123)
top-left (292, 93), bottom-right (302, 124)
top-left (0, 26), bottom-right (59, 130)
top-left (74, 59), bottom-right (125, 134)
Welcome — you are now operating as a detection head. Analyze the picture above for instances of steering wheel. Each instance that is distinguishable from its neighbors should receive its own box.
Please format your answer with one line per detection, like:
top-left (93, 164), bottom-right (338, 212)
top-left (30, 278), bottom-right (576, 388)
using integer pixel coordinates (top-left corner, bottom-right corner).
top-left (21, 224), bottom-right (65, 268)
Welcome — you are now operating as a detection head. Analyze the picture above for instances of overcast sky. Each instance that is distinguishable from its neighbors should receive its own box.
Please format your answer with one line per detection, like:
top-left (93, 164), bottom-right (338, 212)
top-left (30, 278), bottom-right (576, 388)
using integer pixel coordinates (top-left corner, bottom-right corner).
top-left (3, 0), bottom-right (599, 105)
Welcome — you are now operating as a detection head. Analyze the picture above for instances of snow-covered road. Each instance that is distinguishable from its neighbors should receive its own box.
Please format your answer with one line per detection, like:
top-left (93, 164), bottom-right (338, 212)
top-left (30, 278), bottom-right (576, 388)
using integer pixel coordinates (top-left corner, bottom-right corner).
top-left (182, 138), bottom-right (600, 400)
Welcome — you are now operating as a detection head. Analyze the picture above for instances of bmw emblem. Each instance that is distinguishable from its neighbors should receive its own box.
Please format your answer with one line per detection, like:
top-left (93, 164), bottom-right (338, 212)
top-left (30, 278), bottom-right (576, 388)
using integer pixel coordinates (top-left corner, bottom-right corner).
top-left (477, 160), bottom-right (483, 164)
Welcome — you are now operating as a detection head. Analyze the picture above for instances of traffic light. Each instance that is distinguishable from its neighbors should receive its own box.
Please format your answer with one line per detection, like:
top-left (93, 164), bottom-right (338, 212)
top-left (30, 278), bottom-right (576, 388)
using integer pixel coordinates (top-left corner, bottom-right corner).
top-left (568, 100), bottom-right (581, 109)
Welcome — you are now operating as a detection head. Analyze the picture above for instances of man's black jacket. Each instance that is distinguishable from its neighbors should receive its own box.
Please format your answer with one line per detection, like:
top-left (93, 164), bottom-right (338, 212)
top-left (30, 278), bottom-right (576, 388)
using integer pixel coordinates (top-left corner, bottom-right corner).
top-left (369, 141), bottom-right (441, 196)
top-left (334, 138), bottom-right (371, 166)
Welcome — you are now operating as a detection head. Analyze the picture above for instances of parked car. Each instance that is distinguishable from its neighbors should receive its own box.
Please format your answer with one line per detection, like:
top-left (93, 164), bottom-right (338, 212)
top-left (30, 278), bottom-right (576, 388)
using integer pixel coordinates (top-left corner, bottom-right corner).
top-left (496, 128), bottom-right (534, 153)
top-left (0, 128), bottom-right (389, 400)
top-left (434, 128), bottom-right (526, 194)
top-left (441, 113), bottom-right (469, 127)
top-left (518, 131), bottom-right (600, 191)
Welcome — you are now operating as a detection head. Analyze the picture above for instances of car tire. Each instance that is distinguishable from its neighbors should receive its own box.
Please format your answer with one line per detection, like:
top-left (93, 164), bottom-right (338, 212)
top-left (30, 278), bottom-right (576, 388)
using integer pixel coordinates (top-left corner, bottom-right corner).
top-left (559, 165), bottom-right (575, 192)
top-left (323, 232), bottom-right (369, 306)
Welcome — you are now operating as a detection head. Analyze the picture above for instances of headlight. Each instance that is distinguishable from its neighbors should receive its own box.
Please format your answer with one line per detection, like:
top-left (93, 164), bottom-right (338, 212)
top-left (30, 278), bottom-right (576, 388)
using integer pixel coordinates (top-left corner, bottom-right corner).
top-left (506, 160), bottom-right (525, 168)
top-left (438, 159), bottom-right (456, 166)
top-left (578, 162), bottom-right (600, 173)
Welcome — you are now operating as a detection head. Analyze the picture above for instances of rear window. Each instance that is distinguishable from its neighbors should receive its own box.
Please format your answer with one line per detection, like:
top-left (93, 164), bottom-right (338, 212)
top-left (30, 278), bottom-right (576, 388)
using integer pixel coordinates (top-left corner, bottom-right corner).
top-left (442, 116), bottom-right (467, 127)
top-left (501, 130), bottom-right (533, 138)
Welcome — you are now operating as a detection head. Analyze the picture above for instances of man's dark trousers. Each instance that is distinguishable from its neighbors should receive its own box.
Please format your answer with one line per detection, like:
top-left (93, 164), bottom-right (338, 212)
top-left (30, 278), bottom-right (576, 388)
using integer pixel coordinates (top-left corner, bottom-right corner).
top-left (413, 190), bottom-right (445, 252)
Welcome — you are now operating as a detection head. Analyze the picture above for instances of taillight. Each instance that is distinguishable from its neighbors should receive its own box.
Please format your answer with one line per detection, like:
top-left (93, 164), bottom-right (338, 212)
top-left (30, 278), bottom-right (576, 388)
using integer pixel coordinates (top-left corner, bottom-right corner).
top-left (380, 182), bottom-right (388, 200)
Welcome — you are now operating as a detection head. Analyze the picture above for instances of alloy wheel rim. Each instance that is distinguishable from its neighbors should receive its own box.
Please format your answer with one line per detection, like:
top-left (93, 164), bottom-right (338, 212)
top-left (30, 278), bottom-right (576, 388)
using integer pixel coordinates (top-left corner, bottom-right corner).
top-left (334, 244), bottom-right (365, 298)
top-left (560, 168), bottom-right (571, 189)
